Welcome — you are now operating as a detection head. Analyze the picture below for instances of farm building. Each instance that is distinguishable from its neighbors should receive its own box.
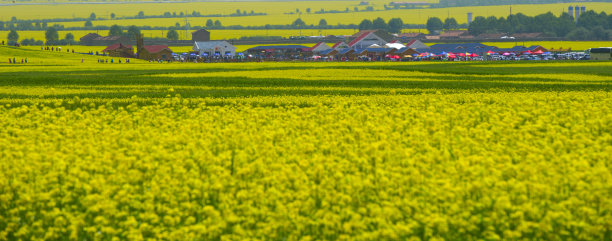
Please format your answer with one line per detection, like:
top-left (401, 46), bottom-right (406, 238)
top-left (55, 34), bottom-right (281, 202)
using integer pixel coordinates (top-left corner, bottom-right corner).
top-left (193, 41), bottom-right (236, 57)
top-left (309, 42), bottom-right (332, 54)
top-left (420, 43), bottom-right (499, 56)
top-left (404, 39), bottom-right (428, 49)
top-left (347, 30), bottom-right (394, 49)
top-left (80, 34), bottom-right (130, 46)
top-left (589, 47), bottom-right (612, 60)
top-left (398, 32), bottom-right (425, 40)
top-left (80, 33), bottom-right (102, 45)
top-left (192, 29), bottom-right (211, 42)
top-left (331, 41), bottom-right (350, 50)
top-left (497, 45), bottom-right (548, 54)
top-left (389, 47), bottom-right (419, 56)
top-left (439, 30), bottom-right (473, 40)
top-left (102, 43), bottom-right (134, 58)
top-left (138, 45), bottom-right (173, 61)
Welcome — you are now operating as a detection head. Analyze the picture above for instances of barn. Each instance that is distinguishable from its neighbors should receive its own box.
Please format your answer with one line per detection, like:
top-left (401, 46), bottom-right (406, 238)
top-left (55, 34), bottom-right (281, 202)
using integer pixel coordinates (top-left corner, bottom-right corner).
top-left (102, 43), bottom-right (134, 58)
top-left (192, 29), bottom-right (211, 42)
top-left (138, 45), bottom-right (173, 61)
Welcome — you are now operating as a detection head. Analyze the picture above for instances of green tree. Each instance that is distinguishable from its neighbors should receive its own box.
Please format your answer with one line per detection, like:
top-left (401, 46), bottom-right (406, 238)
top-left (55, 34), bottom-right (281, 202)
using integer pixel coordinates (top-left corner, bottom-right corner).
top-left (110, 13), bottom-right (116, 19)
top-left (109, 24), bottom-right (123, 36)
top-left (292, 18), bottom-right (306, 28)
top-left (127, 25), bottom-right (141, 40)
top-left (556, 12), bottom-right (576, 37)
top-left (89, 13), bottom-right (96, 20)
top-left (468, 16), bottom-right (487, 36)
top-left (214, 20), bottom-right (222, 27)
top-left (388, 18), bottom-right (404, 33)
top-left (318, 19), bottom-right (328, 28)
top-left (84, 21), bottom-right (93, 27)
top-left (167, 29), bottom-right (179, 40)
top-left (426, 17), bottom-right (443, 34)
top-left (137, 11), bottom-right (145, 19)
top-left (206, 19), bottom-right (214, 28)
top-left (45, 26), bottom-right (59, 44)
top-left (358, 19), bottom-right (373, 30)
top-left (372, 17), bottom-right (387, 30)
top-left (443, 18), bottom-right (458, 30)
top-left (65, 33), bottom-right (74, 42)
top-left (7, 29), bottom-right (19, 43)
top-left (306, 8), bottom-right (311, 13)
top-left (566, 27), bottom-right (592, 40)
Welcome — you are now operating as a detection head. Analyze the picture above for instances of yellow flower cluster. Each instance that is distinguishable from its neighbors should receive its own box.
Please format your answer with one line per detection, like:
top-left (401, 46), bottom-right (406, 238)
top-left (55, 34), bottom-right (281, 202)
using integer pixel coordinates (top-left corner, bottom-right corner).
top-left (0, 92), bottom-right (610, 240)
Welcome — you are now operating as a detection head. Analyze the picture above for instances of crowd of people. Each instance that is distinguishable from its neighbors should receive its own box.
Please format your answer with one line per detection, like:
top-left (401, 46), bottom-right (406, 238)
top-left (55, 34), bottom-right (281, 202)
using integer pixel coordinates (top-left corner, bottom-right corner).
top-left (98, 59), bottom-right (131, 63)
top-left (7, 57), bottom-right (27, 64)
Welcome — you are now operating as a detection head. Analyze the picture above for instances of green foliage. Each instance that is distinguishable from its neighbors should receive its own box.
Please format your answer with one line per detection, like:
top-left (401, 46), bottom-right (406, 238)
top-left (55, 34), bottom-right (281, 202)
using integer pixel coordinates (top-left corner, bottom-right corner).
top-left (443, 18), bottom-right (458, 30)
top-left (166, 29), bottom-right (179, 40)
top-left (358, 19), bottom-right (372, 30)
top-left (45, 26), bottom-right (58, 44)
top-left (388, 18), bottom-right (403, 33)
top-left (89, 12), bottom-right (96, 20)
top-left (109, 24), bottom-right (123, 36)
top-left (427, 17), bottom-right (443, 34)
top-left (372, 17), bottom-right (387, 30)
top-left (127, 25), bottom-right (141, 40)
top-left (7, 29), bottom-right (19, 42)
top-left (318, 19), bottom-right (327, 28)
top-left (292, 18), bottom-right (306, 28)
top-left (64, 32), bottom-right (74, 41)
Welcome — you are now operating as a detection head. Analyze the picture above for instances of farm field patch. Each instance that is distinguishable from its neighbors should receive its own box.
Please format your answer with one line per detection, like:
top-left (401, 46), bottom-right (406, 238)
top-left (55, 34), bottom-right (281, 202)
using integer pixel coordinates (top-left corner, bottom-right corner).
top-left (0, 45), bottom-right (610, 240)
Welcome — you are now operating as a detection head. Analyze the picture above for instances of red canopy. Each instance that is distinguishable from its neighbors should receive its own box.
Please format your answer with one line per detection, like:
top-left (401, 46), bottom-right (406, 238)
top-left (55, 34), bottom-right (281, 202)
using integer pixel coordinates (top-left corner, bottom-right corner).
top-left (533, 50), bottom-right (544, 54)
top-left (470, 53), bottom-right (479, 57)
top-left (457, 53), bottom-right (466, 57)
top-left (486, 50), bottom-right (496, 54)
top-left (525, 50), bottom-right (533, 54)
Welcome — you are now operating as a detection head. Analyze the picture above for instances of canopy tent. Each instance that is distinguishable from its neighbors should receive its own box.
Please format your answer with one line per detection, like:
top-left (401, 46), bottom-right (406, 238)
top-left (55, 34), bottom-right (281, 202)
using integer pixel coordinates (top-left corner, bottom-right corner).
top-left (533, 50), bottom-right (544, 54)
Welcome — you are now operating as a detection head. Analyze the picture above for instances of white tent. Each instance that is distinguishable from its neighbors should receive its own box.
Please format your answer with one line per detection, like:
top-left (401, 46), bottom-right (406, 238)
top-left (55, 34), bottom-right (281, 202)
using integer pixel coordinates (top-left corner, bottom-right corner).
top-left (193, 41), bottom-right (236, 57)
top-left (384, 43), bottom-right (406, 49)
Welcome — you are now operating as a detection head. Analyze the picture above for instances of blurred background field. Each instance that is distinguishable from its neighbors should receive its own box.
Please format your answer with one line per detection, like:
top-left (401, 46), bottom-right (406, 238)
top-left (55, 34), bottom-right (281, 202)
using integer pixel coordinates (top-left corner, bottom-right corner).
top-left (0, 2), bottom-right (610, 26)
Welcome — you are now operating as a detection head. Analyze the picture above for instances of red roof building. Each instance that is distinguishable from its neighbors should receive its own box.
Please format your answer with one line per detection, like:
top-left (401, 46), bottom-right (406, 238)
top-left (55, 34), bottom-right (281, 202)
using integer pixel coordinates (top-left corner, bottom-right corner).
top-left (102, 43), bottom-right (134, 58)
top-left (138, 45), bottom-right (173, 61)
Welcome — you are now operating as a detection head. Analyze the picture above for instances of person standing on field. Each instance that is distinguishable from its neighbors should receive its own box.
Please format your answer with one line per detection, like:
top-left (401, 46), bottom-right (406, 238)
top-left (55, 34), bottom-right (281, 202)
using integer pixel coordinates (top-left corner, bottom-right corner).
top-left (13, 58), bottom-right (16, 64)
top-left (8, 58), bottom-right (11, 64)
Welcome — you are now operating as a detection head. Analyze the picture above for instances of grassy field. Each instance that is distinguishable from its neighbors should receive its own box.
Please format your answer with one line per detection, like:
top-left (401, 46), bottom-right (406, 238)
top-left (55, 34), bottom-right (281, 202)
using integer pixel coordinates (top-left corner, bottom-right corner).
top-left (0, 45), bottom-right (611, 240)
top-left (1, 2), bottom-right (610, 26)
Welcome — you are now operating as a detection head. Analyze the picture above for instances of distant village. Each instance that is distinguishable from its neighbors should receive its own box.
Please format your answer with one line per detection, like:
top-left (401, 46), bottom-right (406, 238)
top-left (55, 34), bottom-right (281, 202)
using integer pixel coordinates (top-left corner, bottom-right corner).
top-left (80, 28), bottom-right (611, 62)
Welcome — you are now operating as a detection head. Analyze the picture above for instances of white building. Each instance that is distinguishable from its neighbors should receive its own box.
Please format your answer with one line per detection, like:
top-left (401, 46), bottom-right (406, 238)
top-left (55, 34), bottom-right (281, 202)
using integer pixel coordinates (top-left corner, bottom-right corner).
top-left (193, 41), bottom-right (236, 57)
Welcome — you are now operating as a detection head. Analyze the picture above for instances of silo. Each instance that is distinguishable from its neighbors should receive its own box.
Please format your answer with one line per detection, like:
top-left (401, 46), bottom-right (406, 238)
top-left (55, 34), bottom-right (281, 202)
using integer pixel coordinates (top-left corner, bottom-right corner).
top-left (467, 12), bottom-right (473, 25)
top-left (581, 6), bottom-right (586, 15)
top-left (575, 5), bottom-right (581, 19)
top-left (568, 6), bottom-right (574, 20)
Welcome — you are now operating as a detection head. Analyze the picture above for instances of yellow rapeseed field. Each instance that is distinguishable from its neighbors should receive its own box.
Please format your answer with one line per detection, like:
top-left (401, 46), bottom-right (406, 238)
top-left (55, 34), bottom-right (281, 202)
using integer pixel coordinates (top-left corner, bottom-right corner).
top-left (1, 2), bottom-right (610, 26)
top-left (0, 45), bottom-right (611, 240)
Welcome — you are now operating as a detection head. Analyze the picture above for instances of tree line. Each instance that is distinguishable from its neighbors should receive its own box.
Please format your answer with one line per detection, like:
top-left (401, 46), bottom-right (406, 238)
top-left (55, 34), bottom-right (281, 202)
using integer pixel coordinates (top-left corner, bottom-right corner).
top-left (465, 10), bottom-right (612, 40)
top-left (435, 0), bottom-right (611, 8)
